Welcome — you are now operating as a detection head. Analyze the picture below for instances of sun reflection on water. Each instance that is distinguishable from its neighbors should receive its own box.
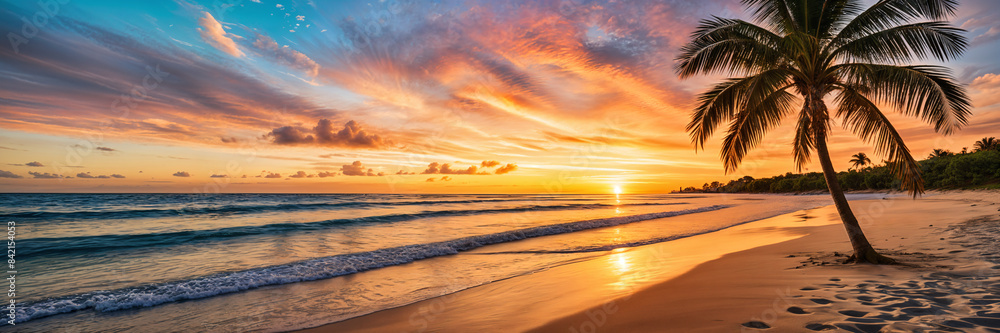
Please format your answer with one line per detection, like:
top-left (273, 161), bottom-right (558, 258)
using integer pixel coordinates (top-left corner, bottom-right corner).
top-left (607, 249), bottom-right (640, 291)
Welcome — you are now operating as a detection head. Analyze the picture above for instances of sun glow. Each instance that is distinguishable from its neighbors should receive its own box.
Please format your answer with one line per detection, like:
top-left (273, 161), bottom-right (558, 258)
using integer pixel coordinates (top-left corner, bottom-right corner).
top-left (613, 185), bottom-right (622, 195)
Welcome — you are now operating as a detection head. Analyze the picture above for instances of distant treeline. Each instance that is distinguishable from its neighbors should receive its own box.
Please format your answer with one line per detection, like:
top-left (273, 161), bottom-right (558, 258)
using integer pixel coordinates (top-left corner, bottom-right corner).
top-left (681, 138), bottom-right (1000, 194)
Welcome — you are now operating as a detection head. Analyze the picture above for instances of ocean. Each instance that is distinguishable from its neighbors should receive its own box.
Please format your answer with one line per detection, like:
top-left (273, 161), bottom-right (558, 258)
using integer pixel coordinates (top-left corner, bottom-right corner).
top-left (0, 193), bottom-right (874, 332)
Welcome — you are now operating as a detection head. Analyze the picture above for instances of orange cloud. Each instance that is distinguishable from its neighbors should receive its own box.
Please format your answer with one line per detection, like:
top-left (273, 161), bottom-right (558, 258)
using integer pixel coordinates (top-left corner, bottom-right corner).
top-left (421, 161), bottom-right (519, 175)
top-left (341, 161), bottom-right (385, 176)
top-left (269, 120), bottom-right (392, 149)
top-left (197, 12), bottom-right (243, 57)
top-left (495, 163), bottom-right (518, 174)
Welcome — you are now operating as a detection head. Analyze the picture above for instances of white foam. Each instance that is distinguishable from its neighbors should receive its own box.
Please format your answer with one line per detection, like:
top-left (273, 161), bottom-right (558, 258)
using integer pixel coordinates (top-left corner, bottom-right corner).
top-left (12, 205), bottom-right (730, 324)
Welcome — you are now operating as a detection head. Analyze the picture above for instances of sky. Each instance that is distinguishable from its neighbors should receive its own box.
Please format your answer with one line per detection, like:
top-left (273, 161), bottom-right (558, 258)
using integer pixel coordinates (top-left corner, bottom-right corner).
top-left (1, 0), bottom-right (999, 194)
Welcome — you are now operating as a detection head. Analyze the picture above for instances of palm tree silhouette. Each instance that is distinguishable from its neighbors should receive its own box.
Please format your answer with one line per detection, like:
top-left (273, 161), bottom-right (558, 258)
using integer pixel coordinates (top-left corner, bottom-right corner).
top-left (678, 0), bottom-right (971, 263)
top-left (849, 152), bottom-right (871, 170)
top-left (974, 137), bottom-right (998, 152)
top-left (928, 148), bottom-right (954, 158)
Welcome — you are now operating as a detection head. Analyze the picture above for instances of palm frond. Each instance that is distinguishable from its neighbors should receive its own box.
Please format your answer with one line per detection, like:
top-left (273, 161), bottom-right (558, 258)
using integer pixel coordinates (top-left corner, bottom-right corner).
top-left (836, 64), bottom-right (971, 134)
top-left (792, 106), bottom-right (814, 170)
top-left (688, 68), bottom-right (793, 149)
top-left (831, 21), bottom-right (967, 63)
top-left (834, 0), bottom-right (960, 42)
top-left (835, 84), bottom-right (924, 195)
top-left (807, 0), bottom-right (866, 38)
top-left (676, 17), bottom-right (784, 78)
top-left (741, 0), bottom-right (799, 34)
top-left (718, 70), bottom-right (798, 173)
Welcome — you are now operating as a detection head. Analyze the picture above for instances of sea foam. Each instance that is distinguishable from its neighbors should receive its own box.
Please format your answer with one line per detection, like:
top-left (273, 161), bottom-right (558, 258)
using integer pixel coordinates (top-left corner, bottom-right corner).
top-left (10, 204), bottom-right (729, 325)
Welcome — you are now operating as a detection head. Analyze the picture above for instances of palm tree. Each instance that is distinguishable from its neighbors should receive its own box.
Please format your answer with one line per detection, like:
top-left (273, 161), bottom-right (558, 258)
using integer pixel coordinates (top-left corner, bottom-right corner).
top-left (849, 152), bottom-right (871, 170)
top-left (974, 137), bottom-right (998, 152)
top-left (928, 148), bottom-right (953, 158)
top-left (678, 0), bottom-right (971, 263)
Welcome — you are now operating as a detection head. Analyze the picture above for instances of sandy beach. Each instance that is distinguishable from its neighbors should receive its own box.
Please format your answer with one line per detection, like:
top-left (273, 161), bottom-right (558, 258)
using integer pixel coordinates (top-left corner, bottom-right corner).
top-left (297, 190), bottom-right (1000, 332)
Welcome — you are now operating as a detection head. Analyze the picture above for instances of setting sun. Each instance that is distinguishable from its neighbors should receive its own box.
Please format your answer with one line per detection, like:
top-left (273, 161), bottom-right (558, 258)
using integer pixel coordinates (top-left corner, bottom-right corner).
top-left (614, 185), bottom-right (623, 195)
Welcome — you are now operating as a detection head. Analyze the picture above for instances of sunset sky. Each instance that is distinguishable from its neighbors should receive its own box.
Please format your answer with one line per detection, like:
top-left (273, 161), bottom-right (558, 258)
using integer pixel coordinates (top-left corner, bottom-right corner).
top-left (1, 0), bottom-right (999, 193)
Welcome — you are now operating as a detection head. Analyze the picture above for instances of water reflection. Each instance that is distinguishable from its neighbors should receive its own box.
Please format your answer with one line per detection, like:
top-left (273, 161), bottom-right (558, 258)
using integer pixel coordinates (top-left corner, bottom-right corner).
top-left (608, 249), bottom-right (639, 291)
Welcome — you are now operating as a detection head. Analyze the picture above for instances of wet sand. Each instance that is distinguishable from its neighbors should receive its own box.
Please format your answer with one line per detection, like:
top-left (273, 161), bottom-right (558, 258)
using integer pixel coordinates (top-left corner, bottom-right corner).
top-left (296, 190), bottom-right (1000, 332)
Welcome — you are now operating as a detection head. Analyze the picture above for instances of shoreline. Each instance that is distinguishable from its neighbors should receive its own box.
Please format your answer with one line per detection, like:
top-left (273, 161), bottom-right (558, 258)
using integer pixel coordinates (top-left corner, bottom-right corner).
top-left (295, 190), bottom-right (1000, 332)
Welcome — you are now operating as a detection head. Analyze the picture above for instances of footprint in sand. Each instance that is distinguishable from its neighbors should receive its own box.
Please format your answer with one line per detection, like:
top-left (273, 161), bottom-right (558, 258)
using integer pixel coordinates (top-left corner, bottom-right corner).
top-left (872, 312), bottom-right (913, 321)
top-left (838, 310), bottom-right (868, 317)
top-left (941, 320), bottom-right (976, 329)
top-left (961, 317), bottom-right (1000, 328)
top-left (833, 322), bottom-right (886, 333)
top-left (741, 321), bottom-right (770, 329)
top-left (804, 323), bottom-right (836, 331)
top-left (976, 311), bottom-right (1000, 318)
top-left (844, 318), bottom-right (884, 324)
top-left (787, 306), bottom-right (809, 314)
top-left (899, 306), bottom-right (943, 316)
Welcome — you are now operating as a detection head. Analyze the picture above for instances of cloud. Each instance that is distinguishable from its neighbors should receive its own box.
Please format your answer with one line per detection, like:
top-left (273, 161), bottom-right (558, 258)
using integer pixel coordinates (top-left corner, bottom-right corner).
top-left (25, 161), bottom-right (44, 167)
top-left (197, 12), bottom-right (244, 57)
top-left (269, 120), bottom-right (391, 148)
top-left (341, 161), bottom-right (385, 176)
top-left (425, 177), bottom-right (435, 182)
top-left (495, 163), bottom-right (518, 174)
top-left (249, 33), bottom-right (320, 76)
top-left (210, 174), bottom-right (230, 178)
top-left (0, 170), bottom-right (22, 178)
top-left (96, 146), bottom-right (116, 152)
top-left (395, 170), bottom-right (416, 175)
top-left (173, 171), bottom-right (192, 177)
top-left (76, 172), bottom-right (112, 179)
top-left (971, 73), bottom-right (1000, 108)
top-left (972, 26), bottom-right (1000, 46)
top-left (289, 171), bottom-right (309, 178)
top-left (264, 172), bottom-right (282, 178)
top-left (29, 172), bottom-right (65, 179)
top-left (0, 11), bottom-right (336, 146)
top-left (317, 171), bottom-right (337, 177)
top-left (110, 174), bottom-right (126, 178)
top-left (440, 176), bottom-right (452, 181)
top-left (421, 161), bottom-right (520, 175)
top-left (421, 162), bottom-right (480, 175)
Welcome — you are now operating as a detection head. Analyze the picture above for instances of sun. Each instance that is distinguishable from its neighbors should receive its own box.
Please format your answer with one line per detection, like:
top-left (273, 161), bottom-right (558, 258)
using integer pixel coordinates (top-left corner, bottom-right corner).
top-left (613, 185), bottom-right (622, 195)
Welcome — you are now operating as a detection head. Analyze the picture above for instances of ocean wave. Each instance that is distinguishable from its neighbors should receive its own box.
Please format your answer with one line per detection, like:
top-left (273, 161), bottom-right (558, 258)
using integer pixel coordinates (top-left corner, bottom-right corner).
top-left (21, 202), bottom-right (687, 256)
top-left (9, 205), bottom-right (729, 325)
top-left (0, 198), bottom-right (573, 220)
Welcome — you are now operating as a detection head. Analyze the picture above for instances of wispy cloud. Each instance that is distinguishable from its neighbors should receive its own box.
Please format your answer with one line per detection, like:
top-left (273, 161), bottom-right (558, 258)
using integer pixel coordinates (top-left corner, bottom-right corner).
top-left (197, 12), bottom-right (244, 57)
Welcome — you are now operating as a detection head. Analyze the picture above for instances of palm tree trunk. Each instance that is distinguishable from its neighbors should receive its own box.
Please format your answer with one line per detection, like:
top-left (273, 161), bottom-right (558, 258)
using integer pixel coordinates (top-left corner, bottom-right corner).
top-left (814, 138), bottom-right (895, 264)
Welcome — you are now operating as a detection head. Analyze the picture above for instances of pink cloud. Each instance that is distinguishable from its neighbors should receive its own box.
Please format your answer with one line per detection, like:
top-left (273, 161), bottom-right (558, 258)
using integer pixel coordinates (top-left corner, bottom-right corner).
top-left (197, 12), bottom-right (243, 57)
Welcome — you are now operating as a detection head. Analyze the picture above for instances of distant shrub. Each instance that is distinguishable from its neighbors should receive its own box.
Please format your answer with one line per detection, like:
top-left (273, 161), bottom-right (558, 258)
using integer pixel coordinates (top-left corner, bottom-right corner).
top-left (689, 149), bottom-right (1000, 193)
